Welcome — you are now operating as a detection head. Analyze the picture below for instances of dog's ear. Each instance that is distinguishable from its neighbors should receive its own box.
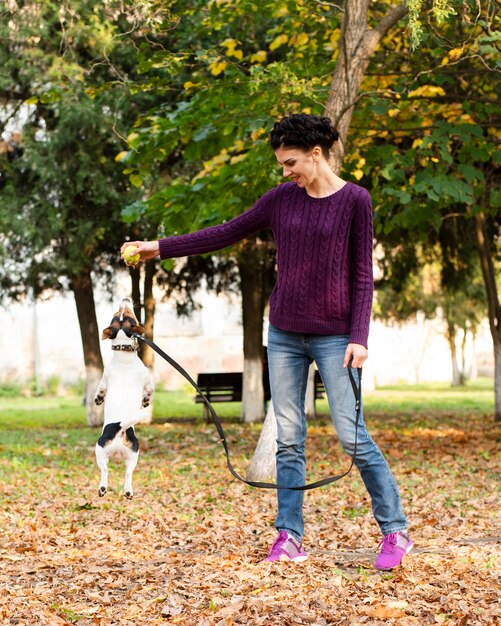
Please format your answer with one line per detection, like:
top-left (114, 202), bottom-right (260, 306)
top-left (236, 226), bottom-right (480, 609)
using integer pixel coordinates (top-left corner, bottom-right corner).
top-left (102, 327), bottom-right (114, 340)
top-left (130, 324), bottom-right (146, 336)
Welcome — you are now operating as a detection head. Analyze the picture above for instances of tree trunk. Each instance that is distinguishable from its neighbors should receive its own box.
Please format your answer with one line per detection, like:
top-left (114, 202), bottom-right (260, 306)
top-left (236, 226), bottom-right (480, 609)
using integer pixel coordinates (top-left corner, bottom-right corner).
top-left (460, 328), bottom-right (469, 381)
top-left (443, 308), bottom-right (465, 386)
top-left (142, 259), bottom-right (156, 369)
top-left (305, 364), bottom-right (316, 419)
top-left (238, 247), bottom-right (265, 423)
top-left (495, 341), bottom-right (501, 422)
top-left (446, 318), bottom-right (462, 387)
top-left (473, 212), bottom-right (501, 420)
top-left (246, 401), bottom-right (277, 482)
top-left (71, 269), bottom-right (104, 427)
top-left (324, 1), bottom-right (408, 173)
top-left (140, 259), bottom-right (156, 423)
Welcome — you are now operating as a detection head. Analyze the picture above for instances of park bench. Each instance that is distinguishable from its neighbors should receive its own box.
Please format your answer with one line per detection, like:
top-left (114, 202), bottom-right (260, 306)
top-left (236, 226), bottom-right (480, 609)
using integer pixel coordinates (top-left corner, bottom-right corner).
top-left (195, 369), bottom-right (325, 419)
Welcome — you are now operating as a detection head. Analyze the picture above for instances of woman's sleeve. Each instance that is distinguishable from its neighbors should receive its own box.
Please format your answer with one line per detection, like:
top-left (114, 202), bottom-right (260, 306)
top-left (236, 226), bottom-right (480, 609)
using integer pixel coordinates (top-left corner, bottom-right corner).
top-left (158, 188), bottom-right (276, 260)
top-left (349, 188), bottom-right (374, 348)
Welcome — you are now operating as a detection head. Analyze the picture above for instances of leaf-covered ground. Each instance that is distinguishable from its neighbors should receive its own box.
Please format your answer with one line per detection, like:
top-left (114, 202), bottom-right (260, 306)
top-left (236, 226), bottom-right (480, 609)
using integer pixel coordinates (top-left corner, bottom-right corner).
top-left (1, 410), bottom-right (499, 625)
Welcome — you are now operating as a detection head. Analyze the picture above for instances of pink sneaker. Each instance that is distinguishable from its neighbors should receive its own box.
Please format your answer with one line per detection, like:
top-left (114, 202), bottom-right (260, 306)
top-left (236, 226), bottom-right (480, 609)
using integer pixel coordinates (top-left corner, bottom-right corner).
top-left (375, 531), bottom-right (413, 570)
top-left (263, 531), bottom-right (308, 563)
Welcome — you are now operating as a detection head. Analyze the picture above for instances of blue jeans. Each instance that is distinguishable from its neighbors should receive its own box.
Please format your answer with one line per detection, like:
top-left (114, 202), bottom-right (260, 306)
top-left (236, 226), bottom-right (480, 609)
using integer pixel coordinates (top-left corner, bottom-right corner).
top-left (267, 324), bottom-right (408, 541)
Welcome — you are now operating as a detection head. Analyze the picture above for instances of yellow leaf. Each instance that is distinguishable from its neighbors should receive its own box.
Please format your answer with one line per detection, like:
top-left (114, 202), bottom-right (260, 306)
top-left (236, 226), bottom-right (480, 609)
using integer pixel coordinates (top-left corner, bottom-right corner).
top-left (295, 32), bottom-right (309, 47)
top-left (269, 34), bottom-right (288, 51)
top-left (273, 5), bottom-right (288, 17)
top-left (250, 50), bottom-right (267, 64)
top-left (127, 132), bottom-right (140, 148)
top-left (353, 169), bottom-right (364, 181)
top-left (230, 154), bottom-right (247, 165)
top-left (251, 127), bottom-right (266, 140)
top-left (209, 60), bottom-right (228, 76)
top-left (408, 85), bottom-right (446, 98)
top-left (228, 48), bottom-right (243, 60)
top-left (442, 47), bottom-right (463, 66)
top-left (324, 29), bottom-right (340, 53)
top-left (221, 38), bottom-right (238, 48)
top-left (448, 47), bottom-right (463, 61)
top-left (115, 151), bottom-right (129, 162)
top-left (222, 38), bottom-right (243, 60)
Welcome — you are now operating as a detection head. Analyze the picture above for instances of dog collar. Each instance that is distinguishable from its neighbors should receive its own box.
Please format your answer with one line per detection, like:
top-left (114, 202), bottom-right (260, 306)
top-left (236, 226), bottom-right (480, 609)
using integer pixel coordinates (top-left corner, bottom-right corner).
top-left (112, 344), bottom-right (139, 352)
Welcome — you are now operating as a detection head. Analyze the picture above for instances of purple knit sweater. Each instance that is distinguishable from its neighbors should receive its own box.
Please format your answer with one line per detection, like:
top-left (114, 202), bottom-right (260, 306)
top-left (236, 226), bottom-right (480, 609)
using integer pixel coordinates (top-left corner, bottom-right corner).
top-left (159, 181), bottom-right (374, 347)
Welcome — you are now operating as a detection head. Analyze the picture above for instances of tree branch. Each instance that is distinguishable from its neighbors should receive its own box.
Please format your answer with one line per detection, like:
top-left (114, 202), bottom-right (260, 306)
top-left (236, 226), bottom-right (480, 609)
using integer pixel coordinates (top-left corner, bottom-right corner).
top-left (369, 2), bottom-right (409, 40)
top-left (309, 0), bottom-right (345, 12)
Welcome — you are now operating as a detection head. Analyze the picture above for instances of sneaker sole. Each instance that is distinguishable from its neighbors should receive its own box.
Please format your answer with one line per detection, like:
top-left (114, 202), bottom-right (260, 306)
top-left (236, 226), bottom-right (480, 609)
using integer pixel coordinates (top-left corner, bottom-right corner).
top-left (262, 554), bottom-right (309, 563)
top-left (280, 554), bottom-right (308, 562)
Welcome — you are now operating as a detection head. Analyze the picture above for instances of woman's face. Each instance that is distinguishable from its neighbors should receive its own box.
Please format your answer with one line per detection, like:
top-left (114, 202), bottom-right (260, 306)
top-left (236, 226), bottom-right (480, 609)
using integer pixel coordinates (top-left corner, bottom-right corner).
top-left (274, 146), bottom-right (321, 188)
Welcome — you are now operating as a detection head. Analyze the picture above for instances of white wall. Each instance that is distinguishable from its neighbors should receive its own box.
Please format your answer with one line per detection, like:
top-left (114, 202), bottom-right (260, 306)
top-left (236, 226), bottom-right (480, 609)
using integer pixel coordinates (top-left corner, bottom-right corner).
top-left (0, 278), bottom-right (493, 392)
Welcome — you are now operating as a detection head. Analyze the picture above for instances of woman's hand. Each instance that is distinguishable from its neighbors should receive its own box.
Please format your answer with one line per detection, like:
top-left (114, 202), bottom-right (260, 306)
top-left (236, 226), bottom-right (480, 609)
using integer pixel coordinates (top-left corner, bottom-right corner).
top-left (120, 241), bottom-right (160, 266)
top-left (343, 343), bottom-right (368, 369)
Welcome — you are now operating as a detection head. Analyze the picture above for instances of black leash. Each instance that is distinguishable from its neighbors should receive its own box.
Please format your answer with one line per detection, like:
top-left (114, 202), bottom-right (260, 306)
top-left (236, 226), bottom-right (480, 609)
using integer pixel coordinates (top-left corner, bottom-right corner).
top-left (134, 334), bottom-right (362, 491)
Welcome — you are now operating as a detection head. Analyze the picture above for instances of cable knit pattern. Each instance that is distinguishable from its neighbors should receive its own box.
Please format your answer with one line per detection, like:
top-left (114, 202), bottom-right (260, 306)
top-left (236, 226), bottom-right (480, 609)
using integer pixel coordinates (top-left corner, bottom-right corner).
top-left (158, 181), bottom-right (374, 347)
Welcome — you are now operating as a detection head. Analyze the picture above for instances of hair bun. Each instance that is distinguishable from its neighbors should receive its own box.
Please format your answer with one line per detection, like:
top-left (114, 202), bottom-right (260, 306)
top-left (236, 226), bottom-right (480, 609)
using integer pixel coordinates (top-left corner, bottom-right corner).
top-left (270, 113), bottom-right (339, 157)
top-left (318, 117), bottom-right (339, 143)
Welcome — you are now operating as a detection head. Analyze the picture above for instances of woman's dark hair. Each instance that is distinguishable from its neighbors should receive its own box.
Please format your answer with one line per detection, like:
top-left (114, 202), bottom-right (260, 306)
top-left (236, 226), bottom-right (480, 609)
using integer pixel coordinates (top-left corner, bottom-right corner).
top-left (270, 113), bottom-right (339, 159)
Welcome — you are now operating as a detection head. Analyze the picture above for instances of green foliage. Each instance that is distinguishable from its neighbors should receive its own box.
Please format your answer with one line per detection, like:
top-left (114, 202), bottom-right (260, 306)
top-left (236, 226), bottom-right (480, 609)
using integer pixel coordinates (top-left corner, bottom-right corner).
top-left (0, 0), bottom-right (171, 300)
top-left (102, 0), bottom-right (500, 375)
top-left (406, 0), bottom-right (458, 48)
top-left (117, 0), bottom-right (341, 235)
top-left (0, 381), bottom-right (24, 398)
top-left (340, 0), bottom-right (499, 336)
top-left (1, 0), bottom-right (497, 355)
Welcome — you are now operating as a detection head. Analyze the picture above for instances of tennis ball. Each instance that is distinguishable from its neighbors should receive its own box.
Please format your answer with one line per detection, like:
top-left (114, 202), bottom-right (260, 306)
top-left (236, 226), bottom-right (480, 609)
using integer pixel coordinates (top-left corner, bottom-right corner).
top-left (123, 245), bottom-right (141, 265)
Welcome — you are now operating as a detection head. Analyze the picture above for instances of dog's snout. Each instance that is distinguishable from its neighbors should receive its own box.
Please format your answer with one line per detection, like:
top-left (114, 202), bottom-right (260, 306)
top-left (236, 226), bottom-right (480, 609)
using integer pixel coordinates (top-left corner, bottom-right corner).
top-left (108, 314), bottom-right (137, 338)
top-left (119, 298), bottom-right (132, 321)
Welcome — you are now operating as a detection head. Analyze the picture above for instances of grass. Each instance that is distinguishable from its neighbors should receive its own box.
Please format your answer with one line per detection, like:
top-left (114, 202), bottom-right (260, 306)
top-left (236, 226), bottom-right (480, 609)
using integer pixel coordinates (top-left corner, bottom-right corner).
top-left (0, 396), bottom-right (87, 429)
top-left (360, 377), bottom-right (494, 417)
top-left (150, 376), bottom-right (496, 421)
top-left (0, 377), bottom-right (494, 431)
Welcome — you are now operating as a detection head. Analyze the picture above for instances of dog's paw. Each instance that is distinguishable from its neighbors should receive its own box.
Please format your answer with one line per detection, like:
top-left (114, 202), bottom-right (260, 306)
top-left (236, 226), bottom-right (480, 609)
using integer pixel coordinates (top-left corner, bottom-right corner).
top-left (124, 490), bottom-right (133, 500)
top-left (98, 486), bottom-right (107, 497)
top-left (94, 394), bottom-right (105, 406)
top-left (142, 384), bottom-right (153, 408)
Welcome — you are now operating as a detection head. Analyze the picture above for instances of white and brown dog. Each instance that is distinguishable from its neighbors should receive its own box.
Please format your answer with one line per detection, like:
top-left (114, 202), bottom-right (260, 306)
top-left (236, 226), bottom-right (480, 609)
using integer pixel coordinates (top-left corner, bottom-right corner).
top-left (94, 298), bottom-right (154, 499)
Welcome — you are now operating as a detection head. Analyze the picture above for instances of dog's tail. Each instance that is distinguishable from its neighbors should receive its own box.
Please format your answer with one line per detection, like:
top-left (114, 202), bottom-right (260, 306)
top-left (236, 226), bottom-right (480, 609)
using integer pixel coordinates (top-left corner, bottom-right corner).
top-left (118, 411), bottom-right (149, 432)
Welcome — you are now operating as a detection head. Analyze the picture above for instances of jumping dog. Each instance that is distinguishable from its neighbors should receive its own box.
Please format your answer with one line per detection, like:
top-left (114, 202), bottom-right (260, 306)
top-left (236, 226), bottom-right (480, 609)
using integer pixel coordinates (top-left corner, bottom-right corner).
top-left (94, 299), bottom-right (154, 499)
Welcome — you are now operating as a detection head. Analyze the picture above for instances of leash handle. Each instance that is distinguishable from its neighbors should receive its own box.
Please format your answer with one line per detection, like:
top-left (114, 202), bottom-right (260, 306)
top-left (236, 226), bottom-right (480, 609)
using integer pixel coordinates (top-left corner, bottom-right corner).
top-left (134, 334), bottom-right (362, 491)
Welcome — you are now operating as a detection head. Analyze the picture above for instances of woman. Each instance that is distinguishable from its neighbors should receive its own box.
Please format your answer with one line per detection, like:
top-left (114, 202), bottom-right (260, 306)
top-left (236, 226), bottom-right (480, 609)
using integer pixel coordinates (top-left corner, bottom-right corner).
top-left (121, 114), bottom-right (412, 570)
